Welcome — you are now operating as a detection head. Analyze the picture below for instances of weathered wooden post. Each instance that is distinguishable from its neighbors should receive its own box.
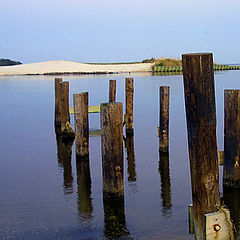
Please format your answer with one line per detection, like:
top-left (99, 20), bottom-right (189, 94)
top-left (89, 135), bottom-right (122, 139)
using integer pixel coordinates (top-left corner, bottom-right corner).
top-left (101, 102), bottom-right (124, 199)
top-left (159, 151), bottom-right (172, 216)
top-left (60, 81), bottom-right (74, 140)
top-left (76, 160), bottom-right (93, 221)
top-left (159, 86), bottom-right (170, 152)
top-left (73, 92), bottom-right (89, 160)
top-left (125, 135), bottom-right (136, 182)
top-left (182, 53), bottom-right (227, 239)
top-left (223, 90), bottom-right (240, 188)
top-left (109, 80), bottom-right (116, 102)
top-left (55, 78), bottom-right (62, 130)
top-left (125, 78), bottom-right (134, 135)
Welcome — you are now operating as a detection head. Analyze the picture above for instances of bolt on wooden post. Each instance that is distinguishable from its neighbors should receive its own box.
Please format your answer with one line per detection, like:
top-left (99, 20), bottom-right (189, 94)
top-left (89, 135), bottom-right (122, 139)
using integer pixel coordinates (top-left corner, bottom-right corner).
top-left (60, 81), bottom-right (74, 140)
top-left (159, 86), bottom-right (170, 152)
top-left (101, 102), bottom-right (124, 199)
top-left (182, 53), bottom-right (220, 239)
top-left (73, 92), bottom-right (89, 160)
top-left (54, 77), bottom-right (62, 130)
top-left (109, 80), bottom-right (116, 102)
top-left (125, 78), bottom-right (134, 136)
top-left (223, 90), bottom-right (240, 188)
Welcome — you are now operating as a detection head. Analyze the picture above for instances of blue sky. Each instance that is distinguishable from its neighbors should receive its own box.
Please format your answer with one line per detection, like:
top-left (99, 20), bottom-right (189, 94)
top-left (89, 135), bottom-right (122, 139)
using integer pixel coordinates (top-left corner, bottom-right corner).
top-left (1, 0), bottom-right (240, 64)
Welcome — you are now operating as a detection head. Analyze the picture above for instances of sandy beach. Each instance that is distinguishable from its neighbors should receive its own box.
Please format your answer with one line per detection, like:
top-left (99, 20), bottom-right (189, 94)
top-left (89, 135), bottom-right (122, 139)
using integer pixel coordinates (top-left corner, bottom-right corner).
top-left (0, 61), bottom-right (153, 76)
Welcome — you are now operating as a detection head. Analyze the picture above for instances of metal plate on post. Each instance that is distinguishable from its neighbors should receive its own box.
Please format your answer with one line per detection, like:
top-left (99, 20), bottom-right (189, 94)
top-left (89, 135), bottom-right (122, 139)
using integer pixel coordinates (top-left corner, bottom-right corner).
top-left (204, 209), bottom-right (233, 240)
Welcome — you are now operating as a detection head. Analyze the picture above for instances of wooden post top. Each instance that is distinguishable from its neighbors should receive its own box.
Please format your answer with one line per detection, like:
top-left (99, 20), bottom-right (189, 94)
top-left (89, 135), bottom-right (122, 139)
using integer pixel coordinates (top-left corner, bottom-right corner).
top-left (182, 52), bottom-right (213, 57)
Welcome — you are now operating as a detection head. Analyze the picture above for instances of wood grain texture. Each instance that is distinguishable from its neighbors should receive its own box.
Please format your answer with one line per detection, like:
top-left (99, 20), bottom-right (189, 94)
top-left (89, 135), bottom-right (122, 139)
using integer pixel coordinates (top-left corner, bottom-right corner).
top-left (74, 92), bottom-right (89, 160)
top-left (101, 102), bottom-right (124, 199)
top-left (109, 80), bottom-right (116, 102)
top-left (54, 78), bottom-right (62, 127)
top-left (182, 53), bottom-right (220, 239)
top-left (125, 78), bottom-right (134, 135)
top-left (159, 86), bottom-right (170, 152)
top-left (223, 90), bottom-right (240, 188)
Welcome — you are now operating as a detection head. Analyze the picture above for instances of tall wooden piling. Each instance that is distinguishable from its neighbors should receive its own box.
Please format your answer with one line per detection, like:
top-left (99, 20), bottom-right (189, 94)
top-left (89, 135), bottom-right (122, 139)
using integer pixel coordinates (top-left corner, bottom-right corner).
top-left (223, 90), bottom-right (240, 188)
top-left (182, 53), bottom-right (220, 239)
top-left (73, 92), bottom-right (89, 160)
top-left (60, 81), bottom-right (74, 140)
top-left (101, 102), bottom-right (124, 199)
top-left (54, 78), bottom-right (62, 129)
top-left (109, 80), bottom-right (116, 102)
top-left (125, 78), bottom-right (134, 135)
top-left (159, 86), bottom-right (170, 152)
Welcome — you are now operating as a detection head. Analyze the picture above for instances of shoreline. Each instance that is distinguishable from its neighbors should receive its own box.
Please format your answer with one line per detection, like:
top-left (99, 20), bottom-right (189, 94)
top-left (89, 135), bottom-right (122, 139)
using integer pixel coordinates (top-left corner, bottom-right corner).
top-left (0, 60), bottom-right (153, 76)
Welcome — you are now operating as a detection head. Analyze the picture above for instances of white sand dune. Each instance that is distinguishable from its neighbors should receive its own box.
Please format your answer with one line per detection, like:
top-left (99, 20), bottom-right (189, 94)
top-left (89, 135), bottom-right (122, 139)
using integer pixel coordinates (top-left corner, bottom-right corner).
top-left (0, 60), bottom-right (153, 76)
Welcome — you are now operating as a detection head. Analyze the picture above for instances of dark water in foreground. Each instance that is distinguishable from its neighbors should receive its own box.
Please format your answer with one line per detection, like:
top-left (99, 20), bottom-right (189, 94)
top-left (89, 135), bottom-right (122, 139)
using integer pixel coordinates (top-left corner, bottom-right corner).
top-left (0, 71), bottom-right (240, 240)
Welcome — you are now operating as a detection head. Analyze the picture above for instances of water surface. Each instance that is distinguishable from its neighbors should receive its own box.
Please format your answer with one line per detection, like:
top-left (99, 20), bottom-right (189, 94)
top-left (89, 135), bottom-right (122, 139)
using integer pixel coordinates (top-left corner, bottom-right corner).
top-left (0, 71), bottom-right (240, 239)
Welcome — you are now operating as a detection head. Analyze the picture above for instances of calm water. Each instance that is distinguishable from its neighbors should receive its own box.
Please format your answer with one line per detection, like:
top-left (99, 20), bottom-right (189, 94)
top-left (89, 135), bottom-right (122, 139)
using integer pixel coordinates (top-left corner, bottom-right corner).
top-left (0, 71), bottom-right (240, 240)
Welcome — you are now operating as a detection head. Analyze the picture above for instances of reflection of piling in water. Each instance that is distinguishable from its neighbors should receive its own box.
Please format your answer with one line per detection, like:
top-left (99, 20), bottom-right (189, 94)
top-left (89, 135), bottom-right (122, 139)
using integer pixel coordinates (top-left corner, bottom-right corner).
top-left (223, 90), bottom-right (240, 188)
top-left (73, 92), bottom-right (89, 161)
top-left (182, 53), bottom-right (220, 239)
top-left (103, 196), bottom-right (133, 240)
top-left (109, 80), bottom-right (116, 103)
top-left (56, 135), bottom-right (74, 194)
top-left (125, 135), bottom-right (136, 182)
top-left (101, 102), bottom-right (124, 199)
top-left (223, 187), bottom-right (240, 238)
top-left (158, 151), bottom-right (172, 216)
top-left (125, 78), bottom-right (134, 136)
top-left (159, 86), bottom-right (170, 152)
top-left (76, 159), bottom-right (93, 221)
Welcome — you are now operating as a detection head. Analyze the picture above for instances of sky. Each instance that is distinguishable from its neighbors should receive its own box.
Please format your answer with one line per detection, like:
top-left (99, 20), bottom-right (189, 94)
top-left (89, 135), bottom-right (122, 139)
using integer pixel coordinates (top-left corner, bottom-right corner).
top-left (1, 0), bottom-right (240, 64)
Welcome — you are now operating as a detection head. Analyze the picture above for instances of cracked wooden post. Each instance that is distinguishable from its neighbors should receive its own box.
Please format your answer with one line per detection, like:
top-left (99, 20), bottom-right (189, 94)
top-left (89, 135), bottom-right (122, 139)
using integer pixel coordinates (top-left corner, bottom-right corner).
top-left (73, 92), bottom-right (89, 160)
top-left (60, 81), bottom-right (74, 140)
top-left (159, 86), bottom-right (170, 152)
top-left (223, 90), bottom-right (240, 188)
top-left (182, 53), bottom-right (220, 239)
top-left (125, 78), bottom-right (134, 136)
top-left (109, 80), bottom-right (116, 102)
top-left (101, 102), bottom-right (124, 199)
top-left (54, 77), bottom-right (62, 132)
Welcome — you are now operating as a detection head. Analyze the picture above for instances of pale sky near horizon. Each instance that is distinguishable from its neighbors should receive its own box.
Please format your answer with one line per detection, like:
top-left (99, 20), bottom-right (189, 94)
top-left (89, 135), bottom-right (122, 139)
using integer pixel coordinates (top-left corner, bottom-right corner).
top-left (1, 0), bottom-right (240, 64)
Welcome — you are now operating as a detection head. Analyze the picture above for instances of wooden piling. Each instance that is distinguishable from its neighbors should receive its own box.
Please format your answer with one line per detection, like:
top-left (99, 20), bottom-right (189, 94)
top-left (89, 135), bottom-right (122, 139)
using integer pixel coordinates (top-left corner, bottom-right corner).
top-left (223, 90), bottom-right (240, 188)
top-left (73, 92), bottom-right (89, 160)
top-left (109, 80), bottom-right (116, 102)
top-left (125, 78), bottom-right (134, 136)
top-left (101, 102), bottom-right (124, 199)
top-left (182, 53), bottom-right (220, 239)
top-left (60, 81), bottom-right (74, 140)
top-left (159, 86), bottom-right (170, 152)
top-left (54, 78), bottom-right (62, 129)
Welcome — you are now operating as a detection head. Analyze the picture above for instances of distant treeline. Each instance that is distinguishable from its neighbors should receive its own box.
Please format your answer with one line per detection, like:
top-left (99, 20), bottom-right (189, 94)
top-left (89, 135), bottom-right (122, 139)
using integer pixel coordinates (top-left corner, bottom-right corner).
top-left (142, 57), bottom-right (182, 66)
top-left (0, 59), bottom-right (22, 66)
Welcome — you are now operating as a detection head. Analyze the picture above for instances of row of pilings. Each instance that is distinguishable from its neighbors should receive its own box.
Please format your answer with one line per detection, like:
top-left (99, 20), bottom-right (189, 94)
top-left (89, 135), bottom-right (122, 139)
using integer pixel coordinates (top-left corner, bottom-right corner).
top-left (54, 53), bottom-right (240, 240)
